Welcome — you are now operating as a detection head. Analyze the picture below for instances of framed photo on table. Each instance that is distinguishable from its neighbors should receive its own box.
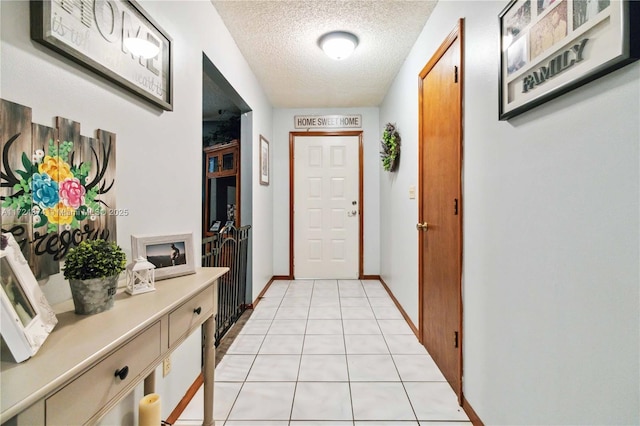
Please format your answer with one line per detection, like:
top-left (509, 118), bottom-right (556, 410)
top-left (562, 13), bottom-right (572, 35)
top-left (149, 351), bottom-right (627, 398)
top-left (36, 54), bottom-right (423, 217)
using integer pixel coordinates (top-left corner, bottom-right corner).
top-left (499, 0), bottom-right (639, 120)
top-left (131, 233), bottom-right (195, 280)
top-left (0, 233), bottom-right (57, 363)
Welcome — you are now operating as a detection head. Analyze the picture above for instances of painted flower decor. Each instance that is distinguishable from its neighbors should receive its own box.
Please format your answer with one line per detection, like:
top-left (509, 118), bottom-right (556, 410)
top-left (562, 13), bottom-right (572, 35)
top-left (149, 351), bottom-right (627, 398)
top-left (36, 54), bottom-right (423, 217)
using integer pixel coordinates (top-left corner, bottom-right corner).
top-left (2, 140), bottom-right (102, 233)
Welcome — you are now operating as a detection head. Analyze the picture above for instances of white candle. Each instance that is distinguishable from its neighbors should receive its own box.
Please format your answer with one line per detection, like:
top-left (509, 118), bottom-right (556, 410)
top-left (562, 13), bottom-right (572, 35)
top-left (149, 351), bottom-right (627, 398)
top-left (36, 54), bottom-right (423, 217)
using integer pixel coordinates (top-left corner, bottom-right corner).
top-left (139, 393), bottom-right (161, 426)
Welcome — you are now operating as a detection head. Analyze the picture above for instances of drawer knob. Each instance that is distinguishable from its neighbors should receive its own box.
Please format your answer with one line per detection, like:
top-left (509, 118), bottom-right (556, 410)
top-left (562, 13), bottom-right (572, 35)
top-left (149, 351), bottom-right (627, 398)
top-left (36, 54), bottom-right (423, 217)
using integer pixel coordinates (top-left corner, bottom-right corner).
top-left (114, 366), bottom-right (129, 381)
top-left (193, 307), bottom-right (202, 315)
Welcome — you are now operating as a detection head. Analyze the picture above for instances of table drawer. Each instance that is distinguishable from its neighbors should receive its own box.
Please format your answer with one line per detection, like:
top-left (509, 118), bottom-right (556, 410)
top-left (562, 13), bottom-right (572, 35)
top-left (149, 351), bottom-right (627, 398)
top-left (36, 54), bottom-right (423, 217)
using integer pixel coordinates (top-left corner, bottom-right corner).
top-left (169, 285), bottom-right (214, 347)
top-left (46, 321), bottom-right (161, 426)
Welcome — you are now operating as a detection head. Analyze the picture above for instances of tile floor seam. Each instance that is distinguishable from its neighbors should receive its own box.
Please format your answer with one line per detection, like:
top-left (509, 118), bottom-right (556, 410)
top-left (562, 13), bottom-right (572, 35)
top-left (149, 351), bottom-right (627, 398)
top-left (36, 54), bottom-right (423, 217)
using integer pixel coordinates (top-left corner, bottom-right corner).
top-left (227, 281), bottom-right (287, 424)
top-left (339, 281), bottom-right (356, 425)
top-left (202, 278), bottom-right (470, 425)
top-left (286, 279), bottom-right (314, 423)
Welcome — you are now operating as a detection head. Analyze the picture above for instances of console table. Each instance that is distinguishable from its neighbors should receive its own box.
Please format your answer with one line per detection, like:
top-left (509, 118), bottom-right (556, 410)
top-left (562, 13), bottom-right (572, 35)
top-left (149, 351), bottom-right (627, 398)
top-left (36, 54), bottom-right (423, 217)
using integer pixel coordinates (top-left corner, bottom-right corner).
top-left (0, 267), bottom-right (228, 425)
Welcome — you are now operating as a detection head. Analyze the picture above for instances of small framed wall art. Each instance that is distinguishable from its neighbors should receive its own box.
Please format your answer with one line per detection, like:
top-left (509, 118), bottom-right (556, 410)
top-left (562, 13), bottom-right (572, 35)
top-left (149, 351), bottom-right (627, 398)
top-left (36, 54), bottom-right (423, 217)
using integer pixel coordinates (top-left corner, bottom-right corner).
top-left (499, 0), bottom-right (639, 120)
top-left (259, 135), bottom-right (270, 186)
top-left (0, 233), bottom-right (58, 363)
top-left (131, 233), bottom-right (195, 280)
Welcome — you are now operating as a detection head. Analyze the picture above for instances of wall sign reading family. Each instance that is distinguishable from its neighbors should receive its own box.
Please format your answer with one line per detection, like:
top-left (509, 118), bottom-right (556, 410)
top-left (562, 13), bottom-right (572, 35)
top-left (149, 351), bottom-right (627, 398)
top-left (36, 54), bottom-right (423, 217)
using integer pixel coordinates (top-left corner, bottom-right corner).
top-left (31, 0), bottom-right (173, 111)
top-left (499, 0), bottom-right (639, 120)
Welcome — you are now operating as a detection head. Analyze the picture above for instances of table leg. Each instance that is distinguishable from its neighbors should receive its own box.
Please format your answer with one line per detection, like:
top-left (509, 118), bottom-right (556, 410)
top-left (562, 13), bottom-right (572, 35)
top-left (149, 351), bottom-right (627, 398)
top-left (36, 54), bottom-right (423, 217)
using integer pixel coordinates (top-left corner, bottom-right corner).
top-left (144, 371), bottom-right (156, 395)
top-left (203, 316), bottom-right (215, 426)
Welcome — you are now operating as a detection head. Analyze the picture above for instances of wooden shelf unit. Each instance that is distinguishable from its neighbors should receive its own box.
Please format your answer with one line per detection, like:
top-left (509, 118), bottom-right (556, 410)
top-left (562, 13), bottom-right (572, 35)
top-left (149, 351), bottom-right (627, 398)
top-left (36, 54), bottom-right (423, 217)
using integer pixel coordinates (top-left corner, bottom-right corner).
top-left (203, 140), bottom-right (240, 236)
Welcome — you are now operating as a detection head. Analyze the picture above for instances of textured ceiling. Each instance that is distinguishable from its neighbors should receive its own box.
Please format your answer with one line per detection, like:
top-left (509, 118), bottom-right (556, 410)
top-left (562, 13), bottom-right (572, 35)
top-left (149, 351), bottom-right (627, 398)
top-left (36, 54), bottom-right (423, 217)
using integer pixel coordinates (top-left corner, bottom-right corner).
top-left (211, 0), bottom-right (437, 108)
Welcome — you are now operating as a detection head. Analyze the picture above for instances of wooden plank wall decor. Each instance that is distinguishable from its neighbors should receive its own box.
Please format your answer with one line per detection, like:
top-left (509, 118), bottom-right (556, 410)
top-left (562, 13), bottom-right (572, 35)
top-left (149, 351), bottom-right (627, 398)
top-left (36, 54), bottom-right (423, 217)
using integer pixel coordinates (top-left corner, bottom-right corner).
top-left (0, 99), bottom-right (117, 280)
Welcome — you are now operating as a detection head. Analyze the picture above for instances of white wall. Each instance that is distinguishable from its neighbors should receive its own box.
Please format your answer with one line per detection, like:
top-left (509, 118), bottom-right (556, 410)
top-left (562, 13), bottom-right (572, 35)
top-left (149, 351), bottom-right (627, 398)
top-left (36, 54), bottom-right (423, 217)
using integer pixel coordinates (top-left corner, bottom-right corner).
top-left (272, 108), bottom-right (381, 278)
top-left (1, 0), bottom-right (273, 423)
top-left (380, 1), bottom-right (639, 424)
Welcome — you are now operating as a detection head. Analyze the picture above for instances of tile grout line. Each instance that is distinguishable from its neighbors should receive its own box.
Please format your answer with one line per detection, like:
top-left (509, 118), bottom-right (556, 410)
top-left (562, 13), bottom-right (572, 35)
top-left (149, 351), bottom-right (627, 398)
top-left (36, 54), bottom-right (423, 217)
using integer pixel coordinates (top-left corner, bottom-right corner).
top-left (287, 279), bottom-right (313, 423)
top-left (220, 278), bottom-right (467, 425)
top-left (370, 277), bottom-right (421, 424)
top-left (225, 280), bottom-right (290, 424)
top-left (340, 280), bottom-right (356, 425)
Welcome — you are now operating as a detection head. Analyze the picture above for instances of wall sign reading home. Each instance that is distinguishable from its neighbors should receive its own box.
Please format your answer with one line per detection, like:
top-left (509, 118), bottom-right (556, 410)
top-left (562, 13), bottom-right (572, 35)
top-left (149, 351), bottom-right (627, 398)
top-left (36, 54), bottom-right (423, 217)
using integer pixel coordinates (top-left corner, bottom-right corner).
top-left (31, 0), bottom-right (173, 111)
top-left (294, 115), bottom-right (362, 129)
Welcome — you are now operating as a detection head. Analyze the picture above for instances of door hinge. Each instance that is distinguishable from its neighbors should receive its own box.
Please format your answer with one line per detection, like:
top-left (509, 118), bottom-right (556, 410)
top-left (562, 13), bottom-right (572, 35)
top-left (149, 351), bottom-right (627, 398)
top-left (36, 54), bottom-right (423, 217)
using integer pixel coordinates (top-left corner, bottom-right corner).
top-left (454, 66), bottom-right (459, 83)
top-left (454, 198), bottom-right (459, 215)
top-left (454, 331), bottom-right (459, 348)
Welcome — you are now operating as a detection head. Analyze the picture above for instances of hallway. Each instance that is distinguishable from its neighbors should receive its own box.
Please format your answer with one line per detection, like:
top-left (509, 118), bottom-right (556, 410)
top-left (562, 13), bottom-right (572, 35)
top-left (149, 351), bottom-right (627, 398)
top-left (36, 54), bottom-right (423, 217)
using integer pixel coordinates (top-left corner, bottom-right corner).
top-left (180, 279), bottom-right (470, 425)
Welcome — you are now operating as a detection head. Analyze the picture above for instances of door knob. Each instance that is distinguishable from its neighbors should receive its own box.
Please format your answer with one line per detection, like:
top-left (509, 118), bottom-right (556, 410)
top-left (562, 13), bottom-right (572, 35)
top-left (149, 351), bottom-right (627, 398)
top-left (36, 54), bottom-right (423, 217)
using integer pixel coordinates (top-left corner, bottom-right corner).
top-left (347, 210), bottom-right (358, 217)
top-left (416, 222), bottom-right (429, 231)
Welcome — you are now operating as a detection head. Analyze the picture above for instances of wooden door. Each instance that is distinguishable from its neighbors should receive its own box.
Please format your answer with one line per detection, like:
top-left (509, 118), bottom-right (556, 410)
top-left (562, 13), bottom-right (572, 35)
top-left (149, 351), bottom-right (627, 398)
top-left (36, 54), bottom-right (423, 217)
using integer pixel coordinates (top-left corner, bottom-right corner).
top-left (290, 132), bottom-right (362, 279)
top-left (418, 20), bottom-right (464, 399)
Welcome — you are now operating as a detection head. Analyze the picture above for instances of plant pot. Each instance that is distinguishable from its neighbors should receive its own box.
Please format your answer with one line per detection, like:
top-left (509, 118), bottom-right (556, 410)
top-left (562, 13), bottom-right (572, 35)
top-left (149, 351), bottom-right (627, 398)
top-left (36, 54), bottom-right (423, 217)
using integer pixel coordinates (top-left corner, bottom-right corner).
top-left (68, 275), bottom-right (119, 315)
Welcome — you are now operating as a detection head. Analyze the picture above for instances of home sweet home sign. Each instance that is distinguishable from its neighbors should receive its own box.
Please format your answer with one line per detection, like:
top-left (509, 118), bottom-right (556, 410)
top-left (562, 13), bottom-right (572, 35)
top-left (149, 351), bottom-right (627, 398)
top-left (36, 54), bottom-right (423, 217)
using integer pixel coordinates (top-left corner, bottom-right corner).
top-left (0, 99), bottom-right (117, 280)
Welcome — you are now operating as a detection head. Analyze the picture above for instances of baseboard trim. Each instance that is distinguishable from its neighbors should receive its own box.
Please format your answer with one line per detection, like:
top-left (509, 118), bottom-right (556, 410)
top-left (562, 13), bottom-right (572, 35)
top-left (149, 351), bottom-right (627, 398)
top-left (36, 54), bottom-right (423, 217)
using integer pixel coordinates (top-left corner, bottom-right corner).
top-left (361, 274), bottom-right (381, 280)
top-left (378, 277), bottom-right (420, 338)
top-left (253, 277), bottom-right (276, 307)
top-left (272, 275), bottom-right (292, 280)
top-left (462, 395), bottom-right (484, 425)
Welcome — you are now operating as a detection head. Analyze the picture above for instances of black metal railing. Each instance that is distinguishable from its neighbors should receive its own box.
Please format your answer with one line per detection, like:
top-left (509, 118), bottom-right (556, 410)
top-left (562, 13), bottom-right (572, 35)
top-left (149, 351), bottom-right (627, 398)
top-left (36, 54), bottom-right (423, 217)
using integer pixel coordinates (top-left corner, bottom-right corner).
top-left (202, 224), bottom-right (251, 346)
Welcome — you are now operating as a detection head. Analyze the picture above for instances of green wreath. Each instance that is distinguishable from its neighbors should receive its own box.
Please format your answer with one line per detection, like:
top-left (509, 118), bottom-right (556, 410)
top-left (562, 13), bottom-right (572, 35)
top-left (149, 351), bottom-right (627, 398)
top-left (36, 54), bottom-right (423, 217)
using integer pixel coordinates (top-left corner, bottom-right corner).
top-left (380, 123), bottom-right (401, 172)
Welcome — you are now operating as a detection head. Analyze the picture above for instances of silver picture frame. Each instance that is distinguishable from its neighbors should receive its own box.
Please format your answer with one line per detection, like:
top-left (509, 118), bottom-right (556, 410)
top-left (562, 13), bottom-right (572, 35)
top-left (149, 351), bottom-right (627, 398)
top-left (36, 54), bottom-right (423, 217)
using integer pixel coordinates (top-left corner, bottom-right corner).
top-left (131, 232), bottom-right (195, 280)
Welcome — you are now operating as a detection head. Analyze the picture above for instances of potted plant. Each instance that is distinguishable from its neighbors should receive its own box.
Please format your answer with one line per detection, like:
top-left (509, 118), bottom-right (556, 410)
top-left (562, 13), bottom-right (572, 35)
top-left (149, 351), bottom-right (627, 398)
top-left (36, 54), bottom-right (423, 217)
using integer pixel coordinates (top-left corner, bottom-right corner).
top-left (63, 239), bottom-right (126, 315)
top-left (380, 123), bottom-right (401, 172)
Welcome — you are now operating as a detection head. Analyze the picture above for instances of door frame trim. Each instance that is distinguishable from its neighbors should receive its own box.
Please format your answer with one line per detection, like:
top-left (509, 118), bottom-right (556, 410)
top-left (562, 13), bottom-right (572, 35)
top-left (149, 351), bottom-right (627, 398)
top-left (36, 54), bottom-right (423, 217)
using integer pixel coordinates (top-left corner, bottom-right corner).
top-left (289, 131), bottom-right (364, 279)
top-left (417, 18), bottom-right (464, 400)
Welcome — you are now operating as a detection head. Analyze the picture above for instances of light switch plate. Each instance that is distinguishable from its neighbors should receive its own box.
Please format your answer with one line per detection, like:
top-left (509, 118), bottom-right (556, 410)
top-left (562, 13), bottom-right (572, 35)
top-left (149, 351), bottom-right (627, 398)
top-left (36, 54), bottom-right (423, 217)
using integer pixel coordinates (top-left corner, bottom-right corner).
top-left (409, 186), bottom-right (416, 199)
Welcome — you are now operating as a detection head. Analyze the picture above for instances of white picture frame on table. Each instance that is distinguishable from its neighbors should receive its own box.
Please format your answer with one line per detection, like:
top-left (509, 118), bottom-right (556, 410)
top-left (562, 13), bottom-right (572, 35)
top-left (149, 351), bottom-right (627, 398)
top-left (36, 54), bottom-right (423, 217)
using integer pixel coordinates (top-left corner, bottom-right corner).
top-left (131, 233), bottom-right (195, 280)
top-left (0, 233), bottom-right (57, 363)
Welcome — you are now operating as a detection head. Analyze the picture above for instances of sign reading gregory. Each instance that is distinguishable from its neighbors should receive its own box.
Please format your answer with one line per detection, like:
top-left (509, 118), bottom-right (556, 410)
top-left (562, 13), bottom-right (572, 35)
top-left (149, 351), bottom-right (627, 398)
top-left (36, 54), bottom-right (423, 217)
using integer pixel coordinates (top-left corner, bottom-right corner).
top-left (0, 99), bottom-right (117, 280)
top-left (31, 0), bottom-right (173, 111)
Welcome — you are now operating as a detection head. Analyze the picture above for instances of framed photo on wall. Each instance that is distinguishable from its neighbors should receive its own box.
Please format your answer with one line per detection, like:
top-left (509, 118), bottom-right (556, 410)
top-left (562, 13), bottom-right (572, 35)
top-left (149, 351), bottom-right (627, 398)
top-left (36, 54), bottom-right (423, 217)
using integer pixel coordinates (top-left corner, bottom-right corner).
top-left (259, 135), bottom-right (270, 186)
top-left (499, 0), bottom-right (639, 120)
top-left (31, 0), bottom-right (173, 110)
top-left (0, 233), bottom-right (57, 363)
top-left (131, 233), bottom-right (195, 280)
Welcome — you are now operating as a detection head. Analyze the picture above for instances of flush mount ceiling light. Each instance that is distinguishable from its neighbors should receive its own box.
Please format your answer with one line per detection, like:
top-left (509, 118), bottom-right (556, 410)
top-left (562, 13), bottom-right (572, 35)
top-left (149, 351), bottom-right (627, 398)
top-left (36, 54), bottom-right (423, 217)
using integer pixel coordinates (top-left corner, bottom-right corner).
top-left (318, 31), bottom-right (359, 60)
top-left (123, 37), bottom-right (160, 59)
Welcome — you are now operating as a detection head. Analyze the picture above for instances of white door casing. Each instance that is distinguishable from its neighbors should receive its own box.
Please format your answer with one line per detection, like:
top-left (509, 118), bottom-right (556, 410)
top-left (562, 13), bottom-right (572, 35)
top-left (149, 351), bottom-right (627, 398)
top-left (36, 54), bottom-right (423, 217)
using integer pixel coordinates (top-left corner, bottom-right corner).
top-left (293, 135), bottom-right (360, 279)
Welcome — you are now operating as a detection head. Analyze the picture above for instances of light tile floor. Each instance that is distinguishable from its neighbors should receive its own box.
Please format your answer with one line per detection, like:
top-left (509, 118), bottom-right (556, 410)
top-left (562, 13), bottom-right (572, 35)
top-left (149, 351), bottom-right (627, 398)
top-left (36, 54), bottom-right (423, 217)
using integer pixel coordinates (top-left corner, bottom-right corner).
top-left (179, 279), bottom-right (470, 426)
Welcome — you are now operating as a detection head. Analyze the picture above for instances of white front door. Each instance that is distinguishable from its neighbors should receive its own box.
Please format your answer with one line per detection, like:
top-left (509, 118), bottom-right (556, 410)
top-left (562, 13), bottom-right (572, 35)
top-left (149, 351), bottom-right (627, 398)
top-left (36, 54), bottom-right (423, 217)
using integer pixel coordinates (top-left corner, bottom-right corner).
top-left (293, 135), bottom-right (359, 279)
